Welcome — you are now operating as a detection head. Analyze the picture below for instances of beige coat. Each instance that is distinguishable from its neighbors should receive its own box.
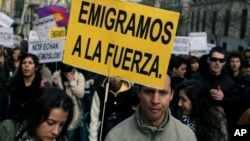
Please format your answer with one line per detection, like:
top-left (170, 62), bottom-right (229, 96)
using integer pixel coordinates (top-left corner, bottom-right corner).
top-left (53, 69), bottom-right (85, 131)
top-left (105, 107), bottom-right (197, 141)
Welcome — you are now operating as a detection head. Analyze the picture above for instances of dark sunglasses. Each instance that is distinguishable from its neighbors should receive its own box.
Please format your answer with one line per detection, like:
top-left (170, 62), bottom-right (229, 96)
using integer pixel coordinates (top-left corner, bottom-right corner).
top-left (210, 57), bottom-right (225, 63)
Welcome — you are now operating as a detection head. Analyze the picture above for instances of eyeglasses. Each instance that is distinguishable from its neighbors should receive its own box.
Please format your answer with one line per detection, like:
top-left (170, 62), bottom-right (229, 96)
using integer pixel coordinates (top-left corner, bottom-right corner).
top-left (210, 57), bottom-right (225, 63)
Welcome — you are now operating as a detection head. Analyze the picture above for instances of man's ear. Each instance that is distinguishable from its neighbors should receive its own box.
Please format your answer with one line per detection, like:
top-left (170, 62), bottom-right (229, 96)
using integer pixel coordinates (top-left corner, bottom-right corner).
top-left (222, 61), bottom-right (226, 66)
top-left (207, 57), bottom-right (210, 64)
top-left (137, 87), bottom-right (141, 98)
top-left (170, 89), bottom-right (174, 101)
top-left (172, 67), bottom-right (177, 73)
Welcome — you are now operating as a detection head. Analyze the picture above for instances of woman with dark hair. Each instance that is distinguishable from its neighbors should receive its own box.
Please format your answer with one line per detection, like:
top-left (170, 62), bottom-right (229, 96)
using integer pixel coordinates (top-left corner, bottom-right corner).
top-left (185, 55), bottom-right (199, 79)
top-left (0, 87), bottom-right (74, 141)
top-left (9, 53), bottom-right (50, 117)
top-left (177, 80), bottom-right (228, 141)
top-left (5, 47), bottom-right (24, 78)
top-left (53, 63), bottom-right (85, 141)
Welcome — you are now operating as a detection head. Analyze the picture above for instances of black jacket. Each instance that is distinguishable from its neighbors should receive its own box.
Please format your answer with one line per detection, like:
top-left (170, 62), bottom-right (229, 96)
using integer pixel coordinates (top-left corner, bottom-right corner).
top-left (193, 68), bottom-right (241, 123)
top-left (95, 78), bottom-right (135, 140)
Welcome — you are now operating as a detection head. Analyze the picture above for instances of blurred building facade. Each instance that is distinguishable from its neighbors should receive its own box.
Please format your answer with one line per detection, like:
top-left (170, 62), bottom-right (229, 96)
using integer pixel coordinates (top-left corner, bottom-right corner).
top-left (1, 0), bottom-right (249, 51)
top-left (160, 0), bottom-right (250, 52)
top-left (0, 0), bottom-right (71, 37)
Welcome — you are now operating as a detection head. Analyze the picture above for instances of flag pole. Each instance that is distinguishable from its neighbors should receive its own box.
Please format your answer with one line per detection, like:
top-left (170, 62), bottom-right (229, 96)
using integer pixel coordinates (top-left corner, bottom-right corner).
top-left (99, 77), bottom-right (110, 141)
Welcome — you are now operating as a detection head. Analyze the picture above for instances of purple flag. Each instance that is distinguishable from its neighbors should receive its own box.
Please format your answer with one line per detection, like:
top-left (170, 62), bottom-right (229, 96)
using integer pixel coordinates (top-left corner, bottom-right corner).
top-left (35, 5), bottom-right (69, 27)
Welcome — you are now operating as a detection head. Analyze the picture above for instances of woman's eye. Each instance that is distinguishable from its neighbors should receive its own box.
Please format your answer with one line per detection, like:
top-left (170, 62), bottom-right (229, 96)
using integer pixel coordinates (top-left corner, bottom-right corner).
top-left (46, 120), bottom-right (55, 125)
top-left (181, 98), bottom-right (186, 102)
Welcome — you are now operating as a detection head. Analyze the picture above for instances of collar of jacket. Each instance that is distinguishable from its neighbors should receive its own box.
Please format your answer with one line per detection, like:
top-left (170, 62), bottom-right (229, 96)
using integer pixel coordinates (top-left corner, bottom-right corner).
top-left (135, 105), bottom-right (170, 134)
top-left (101, 78), bottom-right (132, 97)
top-left (201, 66), bottom-right (228, 80)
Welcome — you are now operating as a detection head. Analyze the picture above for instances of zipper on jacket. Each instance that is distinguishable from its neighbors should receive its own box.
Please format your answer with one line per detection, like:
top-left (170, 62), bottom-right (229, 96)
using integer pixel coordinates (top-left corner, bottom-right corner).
top-left (151, 130), bottom-right (157, 141)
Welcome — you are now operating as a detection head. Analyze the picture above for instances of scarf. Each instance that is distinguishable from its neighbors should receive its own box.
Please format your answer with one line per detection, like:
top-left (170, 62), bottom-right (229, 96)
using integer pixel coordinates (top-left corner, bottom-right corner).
top-left (15, 121), bottom-right (32, 141)
top-left (15, 121), bottom-right (58, 141)
top-left (180, 115), bottom-right (196, 133)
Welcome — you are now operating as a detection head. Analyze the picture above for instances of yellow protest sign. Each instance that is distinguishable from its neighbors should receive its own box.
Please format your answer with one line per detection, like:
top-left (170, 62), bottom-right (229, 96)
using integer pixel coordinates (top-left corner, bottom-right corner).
top-left (49, 27), bottom-right (66, 40)
top-left (63, 0), bottom-right (179, 88)
top-left (0, 0), bottom-right (2, 11)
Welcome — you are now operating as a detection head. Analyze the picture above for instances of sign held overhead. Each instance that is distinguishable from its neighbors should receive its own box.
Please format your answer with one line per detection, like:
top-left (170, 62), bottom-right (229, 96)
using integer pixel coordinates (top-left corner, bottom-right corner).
top-left (63, 0), bottom-right (180, 88)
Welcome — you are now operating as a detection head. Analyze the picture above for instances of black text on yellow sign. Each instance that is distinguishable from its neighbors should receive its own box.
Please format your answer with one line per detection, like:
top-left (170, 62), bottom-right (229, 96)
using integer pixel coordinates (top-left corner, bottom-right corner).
top-left (49, 27), bottom-right (66, 40)
top-left (63, 0), bottom-right (179, 88)
top-left (72, 36), bottom-right (162, 78)
top-left (77, 1), bottom-right (174, 46)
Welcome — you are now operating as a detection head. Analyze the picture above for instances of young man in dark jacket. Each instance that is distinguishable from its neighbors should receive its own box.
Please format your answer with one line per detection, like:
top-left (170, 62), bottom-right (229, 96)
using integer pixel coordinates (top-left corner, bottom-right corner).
top-left (193, 47), bottom-right (240, 124)
top-left (89, 76), bottom-right (135, 141)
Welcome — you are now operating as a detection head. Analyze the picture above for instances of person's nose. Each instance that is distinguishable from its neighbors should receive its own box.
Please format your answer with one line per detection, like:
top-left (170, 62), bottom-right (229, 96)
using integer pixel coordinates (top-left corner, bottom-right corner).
top-left (51, 124), bottom-right (60, 136)
top-left (178, 100), bottom-right (182, 107)
top-left (151, 92), bottom-right (160, 104)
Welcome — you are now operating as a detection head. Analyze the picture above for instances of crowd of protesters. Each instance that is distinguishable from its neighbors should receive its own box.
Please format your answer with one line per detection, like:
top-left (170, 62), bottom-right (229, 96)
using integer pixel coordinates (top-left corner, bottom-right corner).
top-left (1, 39), bottom-right (250, 141)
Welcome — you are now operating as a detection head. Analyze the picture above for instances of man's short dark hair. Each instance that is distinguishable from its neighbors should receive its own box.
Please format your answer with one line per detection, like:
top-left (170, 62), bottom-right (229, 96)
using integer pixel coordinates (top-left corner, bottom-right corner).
top-left (138, 73), bottom-right (174, 90)
top-left (168, 56), bottom-right (187, 71)
top-left (227, 51), bottom-right (243, 69)
top-left (208, 46), bottom-right (226, 58)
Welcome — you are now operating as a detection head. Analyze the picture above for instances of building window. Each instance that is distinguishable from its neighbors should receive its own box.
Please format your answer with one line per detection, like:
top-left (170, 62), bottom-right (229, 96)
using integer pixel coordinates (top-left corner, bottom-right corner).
top-left (212, 11), bottom-right (217, 34)
top-left (191, 12), bottom-right (194, 31)
top-left (240, 9), bottom-right (248, 39)
top-left (224, 10), bottom-right (230, 36)
top-left (202, 11), bottom-right (206, 31)
top-left (223, 42), bottom-right (227, 50)
top-left (238, 46), bottom-right (244, 52)
top-left (196, 12), bottom-right (200, 31)
top-left (14, 0), bottom-right (24, 17)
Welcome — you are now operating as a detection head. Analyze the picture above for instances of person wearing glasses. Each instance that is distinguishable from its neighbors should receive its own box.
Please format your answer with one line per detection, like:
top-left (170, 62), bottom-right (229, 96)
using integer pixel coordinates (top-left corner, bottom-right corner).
top-left (192, 47), bottom-right (240, 125)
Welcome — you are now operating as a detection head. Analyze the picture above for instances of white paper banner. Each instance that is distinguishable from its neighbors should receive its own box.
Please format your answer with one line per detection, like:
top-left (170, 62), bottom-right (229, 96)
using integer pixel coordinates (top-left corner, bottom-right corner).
top-left (0, 12), bottom-right (14, 27)
top-left (0, 27), bottom-right (14, 47)
top-left (189, 32), bottom-right (208, 51)
top-left (13, 35), bottom-right (20, 47)
top-left (33, 15), bottom-right (57, 41)
top-left (29, 30), bottom-right (40, 41)
top-left (28, 40), bottom-right (65, 63)
top-left (172, 36), bottom-right (190, 55)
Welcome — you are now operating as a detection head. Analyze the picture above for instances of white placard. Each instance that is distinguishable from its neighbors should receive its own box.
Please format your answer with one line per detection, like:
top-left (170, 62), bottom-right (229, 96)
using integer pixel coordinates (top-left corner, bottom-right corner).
top-left (33, 15), bottom-right (57, 41)
top-left (172, 36), bottom-right (190, 55)
top-left (189, 32), bottom-right (208, 51)
top-left (13, 35), bottom-right (20, 47)
top-left (0, 27), bottom-right (14, 47)
top-left (28, 40), bottom-right (65, 63)
top-left (190, 50), bottom-right (207, 57)
top-left (0, 12), bottom-right (14, 27)
top-left (29, 30), bottom-right (40, 41)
